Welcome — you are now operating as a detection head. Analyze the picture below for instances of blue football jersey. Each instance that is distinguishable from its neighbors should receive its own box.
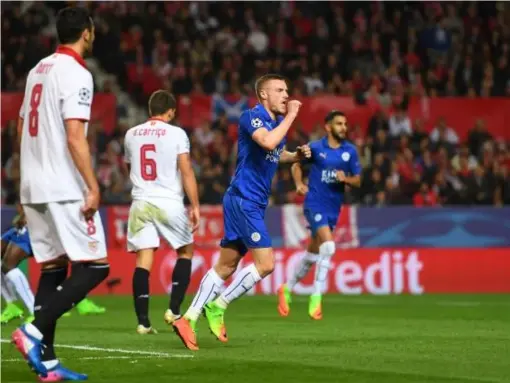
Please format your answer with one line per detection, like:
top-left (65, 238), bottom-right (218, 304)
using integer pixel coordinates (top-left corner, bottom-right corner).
top-left (304, 137), bottom-right (361, 213)
top-left (228, 103), bottom-right (286, 206)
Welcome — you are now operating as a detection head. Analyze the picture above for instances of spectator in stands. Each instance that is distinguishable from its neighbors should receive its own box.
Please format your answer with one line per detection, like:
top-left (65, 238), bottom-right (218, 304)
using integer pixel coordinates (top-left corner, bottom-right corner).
top-left (416, 149), bottom-right (437, 185)
top-left (433, 171), bottom-right (459, 205)
top-left (430, 117), bottom-right (460, 146)
top-left (452, 145), bottom-right (478, 173)
top-left (1, 2), bottom-right (509, 207)
top-left (367, 110), bottom-right (389, 141)
top-left (410, 119), bottom-right (428, 154)
top-left (413, 182), bottom-right (439, 207)
top-left (371, 129), bottom-right (392, 158)
top-left (468, 119), bottom-right (493, 158)
top-left (388, 107), bottom-right (412, 138)
top-left (467, 166), bottom-right (493, 205)
top-left (211, 111), bottom-right (229, 134)
top-left (496, 165), bottom-right (510, 206)
top-left (247, 23), bottom-right (269, 54)
top-left (194, 121), bottom-right (215, 148)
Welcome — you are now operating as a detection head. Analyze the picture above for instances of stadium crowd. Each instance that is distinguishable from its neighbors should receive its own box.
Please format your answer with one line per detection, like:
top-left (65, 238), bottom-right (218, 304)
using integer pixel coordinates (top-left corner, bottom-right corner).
top-left (2, 2), bottom-right (510, 206)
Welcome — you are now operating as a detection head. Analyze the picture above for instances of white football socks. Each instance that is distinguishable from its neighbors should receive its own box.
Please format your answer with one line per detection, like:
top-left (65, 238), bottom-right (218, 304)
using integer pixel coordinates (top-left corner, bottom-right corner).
top-left (185, 268), bottom-right (224, 321)
top-left (24, 322), bottom-right (43, 340)
top-left (42, 360), bottom-right (59, 370)
top-left (1, 272), bottom-right (16, 303)
top-left (314, 241), bottom-right (335, 294)
top-left (288, 252), bottom-right (319, 290)
top-left (217, 263), bottom-right (261, 308)
top-left (6, 269), bottom-right (34, 314)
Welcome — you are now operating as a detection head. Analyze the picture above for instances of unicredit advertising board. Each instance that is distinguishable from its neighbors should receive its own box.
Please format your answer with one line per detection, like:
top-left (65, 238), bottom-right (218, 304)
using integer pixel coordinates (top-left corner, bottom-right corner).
top-left (28, 248), bottom-right (510, 295)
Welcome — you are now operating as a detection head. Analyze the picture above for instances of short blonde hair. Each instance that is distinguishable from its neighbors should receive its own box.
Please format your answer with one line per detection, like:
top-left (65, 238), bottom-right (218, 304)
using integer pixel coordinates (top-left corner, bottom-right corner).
top-left (254, 74), bottom-right (288, 100)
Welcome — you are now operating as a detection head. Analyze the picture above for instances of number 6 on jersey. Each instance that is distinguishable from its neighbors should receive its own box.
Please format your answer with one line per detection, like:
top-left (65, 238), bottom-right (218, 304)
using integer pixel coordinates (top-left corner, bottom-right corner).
top-left (140, 144), bottom-right (157, 181)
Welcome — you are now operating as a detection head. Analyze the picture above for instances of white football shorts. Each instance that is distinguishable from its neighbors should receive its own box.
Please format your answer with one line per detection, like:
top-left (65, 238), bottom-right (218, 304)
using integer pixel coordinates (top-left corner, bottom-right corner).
top-left (127, 198), bottom-right (193, 252)
top-left (23, 201), bottom-right (107, 263)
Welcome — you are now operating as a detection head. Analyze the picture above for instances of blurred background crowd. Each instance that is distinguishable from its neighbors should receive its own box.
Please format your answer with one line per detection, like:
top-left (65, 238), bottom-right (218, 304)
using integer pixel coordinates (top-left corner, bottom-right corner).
top-left (2, 1), bottom-right (509, 207)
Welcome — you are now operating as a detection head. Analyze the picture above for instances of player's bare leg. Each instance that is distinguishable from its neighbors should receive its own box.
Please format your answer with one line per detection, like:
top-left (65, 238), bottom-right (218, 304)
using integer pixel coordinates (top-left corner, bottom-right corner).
top-left (173, 244), bottom-right (240, 350)
top-left (308, 226), bottom-right (335, 320)
top-left (206, 247), bottom-right (274, 342)
top-left (164, 243), bottom-right (193, 325)
top-left (278, 236), bottom-right (320, 317)
top-left (133, 248), bottom-right (157, 334)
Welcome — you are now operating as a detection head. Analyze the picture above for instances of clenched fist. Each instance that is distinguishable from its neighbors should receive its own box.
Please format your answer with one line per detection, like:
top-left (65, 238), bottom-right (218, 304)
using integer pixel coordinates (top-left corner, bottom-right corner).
top-left (287, 100), bottom-right (302, 117)
top-left (296, 144), bottom-right (311, 160)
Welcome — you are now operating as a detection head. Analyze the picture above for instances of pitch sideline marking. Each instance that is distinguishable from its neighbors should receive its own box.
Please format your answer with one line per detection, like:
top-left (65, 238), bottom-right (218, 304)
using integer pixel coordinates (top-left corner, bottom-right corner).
top-left (2, 355), bottom-right (157, 362)
top-left (2, 355), bottom-right (167, 362)
top-left (0, 339), bottom-right (193, 359)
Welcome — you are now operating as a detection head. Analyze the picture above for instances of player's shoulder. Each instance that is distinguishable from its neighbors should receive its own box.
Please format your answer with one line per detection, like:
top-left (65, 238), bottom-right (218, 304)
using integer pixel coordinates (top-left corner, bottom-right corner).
top-left (241, 104), bottom-right (264, 118)
top-left (57, 56), bottom-right (92, 82)
top-left (125, 120), bottom-right (150, 137)
top-left (309, 138), bottom-right (326, 150)
top-left (58, 53), bottom-right (90, 71)
top-left (160, 122), bottom-right (188, 140)
top-left (163, 121), bottom-right (185, 132)
top-left (239, 107), bottom-right (256, 122)
top-left (124, 124), bottom-right (141, 140)
top-left (26, 54), bottom-right (54, 78)
top-left (341, 140), bottom-right (358, 153)
top-left (31, 53), bottom-right (54, 67)
top-left (242, 104), bottom-right (262, 117)
top-left (240, 105), bottom-right (264, 127)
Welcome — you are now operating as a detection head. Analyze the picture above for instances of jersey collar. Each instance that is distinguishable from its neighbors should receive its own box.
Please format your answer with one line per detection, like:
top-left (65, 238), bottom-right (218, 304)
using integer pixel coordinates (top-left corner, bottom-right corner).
top-left (55, 45), bottom-right (87, 69)
top-left (323, 136), bottom-right (344, 149)
top-left (148, 117), bottom-right (167, 123)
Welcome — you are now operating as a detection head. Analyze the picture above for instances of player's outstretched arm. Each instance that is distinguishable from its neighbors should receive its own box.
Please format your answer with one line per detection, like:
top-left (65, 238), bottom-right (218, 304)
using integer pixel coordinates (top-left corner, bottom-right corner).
top-left (178, 153), bottom-right (200, 232)
top-left (291, 162), bottom-right (309, 195)
top-left (336, 172), bottom-right (361, 188)
top-left (66, 120), bottom-right (101, 216)
top-left (279, 145), bottom-right (311, 163)
top-left (336, 148), bottom-right (362, 188)
top-left (251, 100), bottom-right (302, 151)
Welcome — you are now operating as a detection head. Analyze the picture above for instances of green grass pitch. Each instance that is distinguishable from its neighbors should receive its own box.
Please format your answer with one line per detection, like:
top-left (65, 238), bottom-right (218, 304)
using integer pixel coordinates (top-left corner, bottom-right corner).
top-left (2, 295), bottom-right (510, 383)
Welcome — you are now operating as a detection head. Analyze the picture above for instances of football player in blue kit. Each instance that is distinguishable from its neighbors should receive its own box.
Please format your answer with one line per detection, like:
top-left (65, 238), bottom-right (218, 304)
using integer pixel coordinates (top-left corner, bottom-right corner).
top-left (1, 205), bottom-right (36, 323)
top-left (173, 74), bottom-right (311, 350)
top-left (278, 111), bottom-right (361, 320)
